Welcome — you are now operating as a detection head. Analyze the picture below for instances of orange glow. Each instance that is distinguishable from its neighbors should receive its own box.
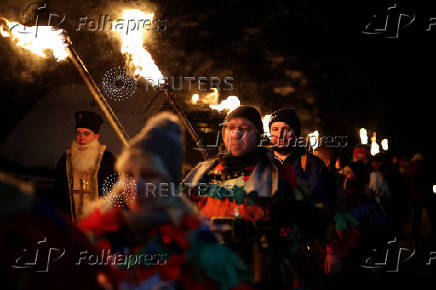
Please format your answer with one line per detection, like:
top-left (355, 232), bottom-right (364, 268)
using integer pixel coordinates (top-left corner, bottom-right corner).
top-left (118, 10), bottom-right (163, 86)
top-left (0, 18), bottom-right (68, 61)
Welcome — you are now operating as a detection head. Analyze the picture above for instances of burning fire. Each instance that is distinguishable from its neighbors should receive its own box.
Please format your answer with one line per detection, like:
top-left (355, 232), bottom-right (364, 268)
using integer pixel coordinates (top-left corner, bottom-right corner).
top-left (308, 130), bottom-right (320, 150)
top-left (360, 128), bottom-right (368, 145)
top-left (191, 93), bottom-right (199, 104)
top-left (118, 10), bottom-right (163, 86)
top-left (209, 95), bottom-right (240, 113)
top-left (0, 18), bottom-right (68, 61)
top-left (381, 138), bottom-right (388, 151)
top-left (262, 114), bottom-right (272, 136)
top-left (370, 132), bottom-right (380, 156)
top-left (191, 88), bottom-right (220, 105)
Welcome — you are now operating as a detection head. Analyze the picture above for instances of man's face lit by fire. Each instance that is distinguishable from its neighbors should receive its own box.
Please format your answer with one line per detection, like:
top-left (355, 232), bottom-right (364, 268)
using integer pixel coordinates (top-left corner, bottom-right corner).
top-left (75, 128), bottom-right (99, 150)
top-left (270, 122), bottom-right (295, 148)
top-left (222, 117), bottom-right (258, 156)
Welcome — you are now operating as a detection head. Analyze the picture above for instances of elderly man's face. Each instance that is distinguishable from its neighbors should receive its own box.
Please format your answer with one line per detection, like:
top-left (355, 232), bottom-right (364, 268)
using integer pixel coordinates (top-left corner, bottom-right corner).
top-left (270, 121), bottom-right (295, 148)
top-left (75, 128), bottom-right (99, 149)
top-left (222, 117), bottom-right (258, 156)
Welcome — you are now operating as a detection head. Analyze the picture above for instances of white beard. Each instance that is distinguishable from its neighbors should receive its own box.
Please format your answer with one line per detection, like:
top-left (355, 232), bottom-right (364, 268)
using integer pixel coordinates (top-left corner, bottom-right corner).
top-left (71, 139), bottom-right (101, 174)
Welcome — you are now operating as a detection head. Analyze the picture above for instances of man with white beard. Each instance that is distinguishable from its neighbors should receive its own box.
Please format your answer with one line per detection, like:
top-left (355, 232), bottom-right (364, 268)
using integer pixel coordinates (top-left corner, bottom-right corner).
top-left (53, 111), bottom-right (115, 223)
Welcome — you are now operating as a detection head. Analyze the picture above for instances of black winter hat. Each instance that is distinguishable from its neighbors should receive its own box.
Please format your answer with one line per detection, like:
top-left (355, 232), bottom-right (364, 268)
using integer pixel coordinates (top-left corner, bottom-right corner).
top-left (225, 105), bottom-right (263, 135)
top-left (269, 108), bottom-right (301, 137)
top-left (74, 111), bottom-right (103, 134)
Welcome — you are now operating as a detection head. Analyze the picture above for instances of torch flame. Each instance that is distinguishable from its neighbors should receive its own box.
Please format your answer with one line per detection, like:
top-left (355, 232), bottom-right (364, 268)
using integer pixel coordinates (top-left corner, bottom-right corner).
top-left (0, 18), bottom-right (68, 61)
top-left (381, 139), bottom-right (388, 151)
top-left (209, 95), bottom-right (240, 114)
top-left (360, 128), bottom-right (368, 145)
top-left (308, 130), bottom-right (320, 150)
top-left (262, 114), bottom-right (272, 136)
top-left (118, 10), bottom-right (163, 86)
top-left (202, 88), bottom-right (219, 104)
top-left (191, 93), bottom-right (199, 104)
top-left (370, 132), bottom-right (379, 156)
top-left (191, 88), bottom-right (220, 105)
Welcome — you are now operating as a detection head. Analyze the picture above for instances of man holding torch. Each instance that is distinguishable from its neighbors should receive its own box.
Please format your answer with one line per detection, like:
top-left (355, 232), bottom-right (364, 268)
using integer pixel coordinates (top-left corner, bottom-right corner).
top-left (53, 110), bottom-right (116, 223)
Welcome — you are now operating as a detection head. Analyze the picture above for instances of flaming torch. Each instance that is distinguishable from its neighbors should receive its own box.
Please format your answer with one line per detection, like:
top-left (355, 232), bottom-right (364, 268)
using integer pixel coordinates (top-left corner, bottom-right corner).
top-left (64, 35), bottom-right (130, 147)
top-left (370, 132), bottom-right (380, 156)
top-left (360, 128), bottom-right (368, 145)
top-left (117, 9), bottom-right (208, 159)
top-left (0, 18), bottom-right (130, 147)
top-left (0, 18), bottom-right (68, 61)
top-left (308, 130), bottom-right (320, 152)
top-left (209, 95), bottom-right (240, 113)
top-left (381, 138), bottom-right (388, 151)
top-left (191, 93), bottom-right (200, 105)
top-left (262, 114), bottom-right (272, 137)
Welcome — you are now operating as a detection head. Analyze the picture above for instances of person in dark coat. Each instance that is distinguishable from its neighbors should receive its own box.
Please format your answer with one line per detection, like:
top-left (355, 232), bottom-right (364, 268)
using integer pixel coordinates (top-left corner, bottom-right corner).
top-left (1, 172), bottom-right (116, 290)
top-left (53, 111), bottom-right (115, 223)
top-left (268, 108), bottom-right (336, 205)
top-left (184, 106), bottom-right (339, 287)
top-left (404, 153), bottom-right (435, 240)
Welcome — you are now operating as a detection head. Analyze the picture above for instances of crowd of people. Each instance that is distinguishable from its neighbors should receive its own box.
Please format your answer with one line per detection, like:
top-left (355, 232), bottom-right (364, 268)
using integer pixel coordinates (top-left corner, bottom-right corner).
top-left (2, 106), bottom-right (435, 290)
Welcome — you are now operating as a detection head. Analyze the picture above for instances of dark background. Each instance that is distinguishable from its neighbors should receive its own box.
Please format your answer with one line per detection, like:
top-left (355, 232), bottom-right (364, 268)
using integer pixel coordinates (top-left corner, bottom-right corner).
top-left (0, 0), bottom-right (435, 175)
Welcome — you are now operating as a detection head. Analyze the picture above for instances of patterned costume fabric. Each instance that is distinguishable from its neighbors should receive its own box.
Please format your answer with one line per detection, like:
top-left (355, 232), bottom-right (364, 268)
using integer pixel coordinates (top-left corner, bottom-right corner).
top-left (184, 152), bottom-right (343, 289)
top-left (78, 206), bottom-right (253, 290)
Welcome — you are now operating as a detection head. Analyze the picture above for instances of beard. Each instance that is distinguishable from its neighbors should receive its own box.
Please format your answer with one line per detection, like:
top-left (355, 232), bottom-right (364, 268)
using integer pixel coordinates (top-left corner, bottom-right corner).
top-left (71, 138), bottom-right (101, 174)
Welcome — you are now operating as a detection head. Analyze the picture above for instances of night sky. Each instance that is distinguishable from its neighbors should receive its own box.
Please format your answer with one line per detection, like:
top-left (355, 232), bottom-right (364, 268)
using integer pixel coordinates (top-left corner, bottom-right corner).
top-left (1, 0), bottom-right (435, 172)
